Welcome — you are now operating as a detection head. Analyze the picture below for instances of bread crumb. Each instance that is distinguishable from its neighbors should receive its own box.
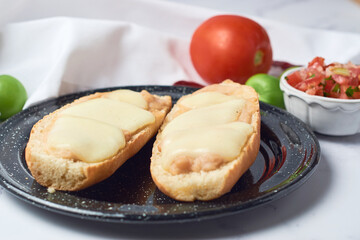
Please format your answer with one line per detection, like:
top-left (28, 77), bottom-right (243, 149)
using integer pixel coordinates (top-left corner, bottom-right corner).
top-left (47, 187), bottom-right (56, 193)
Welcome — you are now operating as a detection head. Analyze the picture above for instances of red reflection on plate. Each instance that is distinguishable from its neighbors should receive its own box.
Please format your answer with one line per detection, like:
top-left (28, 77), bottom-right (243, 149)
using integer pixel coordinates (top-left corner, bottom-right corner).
top-left (173, 80), bottom-right (205, 88)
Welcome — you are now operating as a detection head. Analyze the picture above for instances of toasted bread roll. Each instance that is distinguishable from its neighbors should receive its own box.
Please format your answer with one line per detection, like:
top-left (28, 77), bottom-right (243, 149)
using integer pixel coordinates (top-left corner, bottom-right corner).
top-left (150, 80), bottom-right (260, 201)
top-left (25, 89), bottom-right (172, 191)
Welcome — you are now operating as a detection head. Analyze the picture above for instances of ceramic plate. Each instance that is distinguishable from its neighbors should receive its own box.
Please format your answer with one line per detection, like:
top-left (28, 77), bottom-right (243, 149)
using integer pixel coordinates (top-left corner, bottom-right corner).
top-left (0, 85), bottom-right (320, 223)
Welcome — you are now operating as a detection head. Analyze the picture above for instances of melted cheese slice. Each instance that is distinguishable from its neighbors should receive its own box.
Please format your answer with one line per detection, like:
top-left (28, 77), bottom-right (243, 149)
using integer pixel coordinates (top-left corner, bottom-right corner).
top-left (61, 98), bottom-right (155, 133)
top-left (162, 99), bottom-right (245, 136)
top-left (47, 116), bottom-right (125, 163)
top-left (104, 89), bottom-right (148, 109)
top-left (161, 122), bottom-right (253, 171)
top-left (46, 90), bottom-right (155, 163)
top-left (179, 92), bottom-right (238, 109)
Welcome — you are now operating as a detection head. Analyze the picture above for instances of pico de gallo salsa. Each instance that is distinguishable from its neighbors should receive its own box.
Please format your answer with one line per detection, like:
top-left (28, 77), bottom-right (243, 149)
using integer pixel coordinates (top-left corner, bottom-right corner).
top-left (285, 57), bottom-right (360, 99)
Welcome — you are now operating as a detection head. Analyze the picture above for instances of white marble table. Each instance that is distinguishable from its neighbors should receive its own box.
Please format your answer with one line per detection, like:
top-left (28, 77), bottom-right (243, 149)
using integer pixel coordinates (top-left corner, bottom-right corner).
top-left (1, 0), bottom-right (360, 239)
top-left (166, 0), bottom-right (360, 34)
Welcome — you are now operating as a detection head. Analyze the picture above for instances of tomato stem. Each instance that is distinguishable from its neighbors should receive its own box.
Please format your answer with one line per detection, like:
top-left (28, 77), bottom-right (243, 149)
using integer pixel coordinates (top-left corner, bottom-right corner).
top-left (254, 50), bottom-right (264, 66)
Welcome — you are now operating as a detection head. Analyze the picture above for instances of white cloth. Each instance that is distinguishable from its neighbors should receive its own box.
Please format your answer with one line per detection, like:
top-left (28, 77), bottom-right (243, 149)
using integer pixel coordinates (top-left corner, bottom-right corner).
top-left (1, 0), bottom-right (360, 107)
top-left (0, 17), bottom-right (199, 107)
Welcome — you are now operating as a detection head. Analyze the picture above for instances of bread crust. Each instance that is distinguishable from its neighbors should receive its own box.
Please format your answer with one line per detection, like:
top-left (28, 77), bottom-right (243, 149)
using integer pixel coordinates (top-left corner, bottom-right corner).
top-left (150, 80), bottom-right (260, 201)
top-left (25, 90), bottom-right (172, 191)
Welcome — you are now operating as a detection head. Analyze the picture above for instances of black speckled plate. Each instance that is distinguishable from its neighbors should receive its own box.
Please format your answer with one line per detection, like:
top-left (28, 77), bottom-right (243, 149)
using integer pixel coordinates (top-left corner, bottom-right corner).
top-left (0, 85), bottom-right (320, 223)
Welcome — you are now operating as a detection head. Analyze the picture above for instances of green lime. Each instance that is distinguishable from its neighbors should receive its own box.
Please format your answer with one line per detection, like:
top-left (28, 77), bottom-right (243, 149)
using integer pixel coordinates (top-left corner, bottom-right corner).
top-left (0, 75), bottom-right (27, 121)
top-left (245, 73), bottom-right (285, 109)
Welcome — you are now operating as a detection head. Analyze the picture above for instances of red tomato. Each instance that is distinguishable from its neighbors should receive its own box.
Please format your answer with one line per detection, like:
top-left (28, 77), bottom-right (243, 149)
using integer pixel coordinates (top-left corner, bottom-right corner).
top-left (190, 15), bottom-right (273, 84)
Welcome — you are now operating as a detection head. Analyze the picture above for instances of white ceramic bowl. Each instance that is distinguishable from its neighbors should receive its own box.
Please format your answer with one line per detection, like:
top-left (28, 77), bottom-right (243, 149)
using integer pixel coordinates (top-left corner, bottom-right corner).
top-left (280, 67), bottom-right (360, 136)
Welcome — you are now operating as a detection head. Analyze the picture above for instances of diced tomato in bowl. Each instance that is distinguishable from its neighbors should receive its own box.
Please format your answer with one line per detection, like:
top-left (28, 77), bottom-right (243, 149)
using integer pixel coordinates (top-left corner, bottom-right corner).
top-left (285, 57), bottom-right (360, 99)
top-left (280, 57), bottom-right (360, 136)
